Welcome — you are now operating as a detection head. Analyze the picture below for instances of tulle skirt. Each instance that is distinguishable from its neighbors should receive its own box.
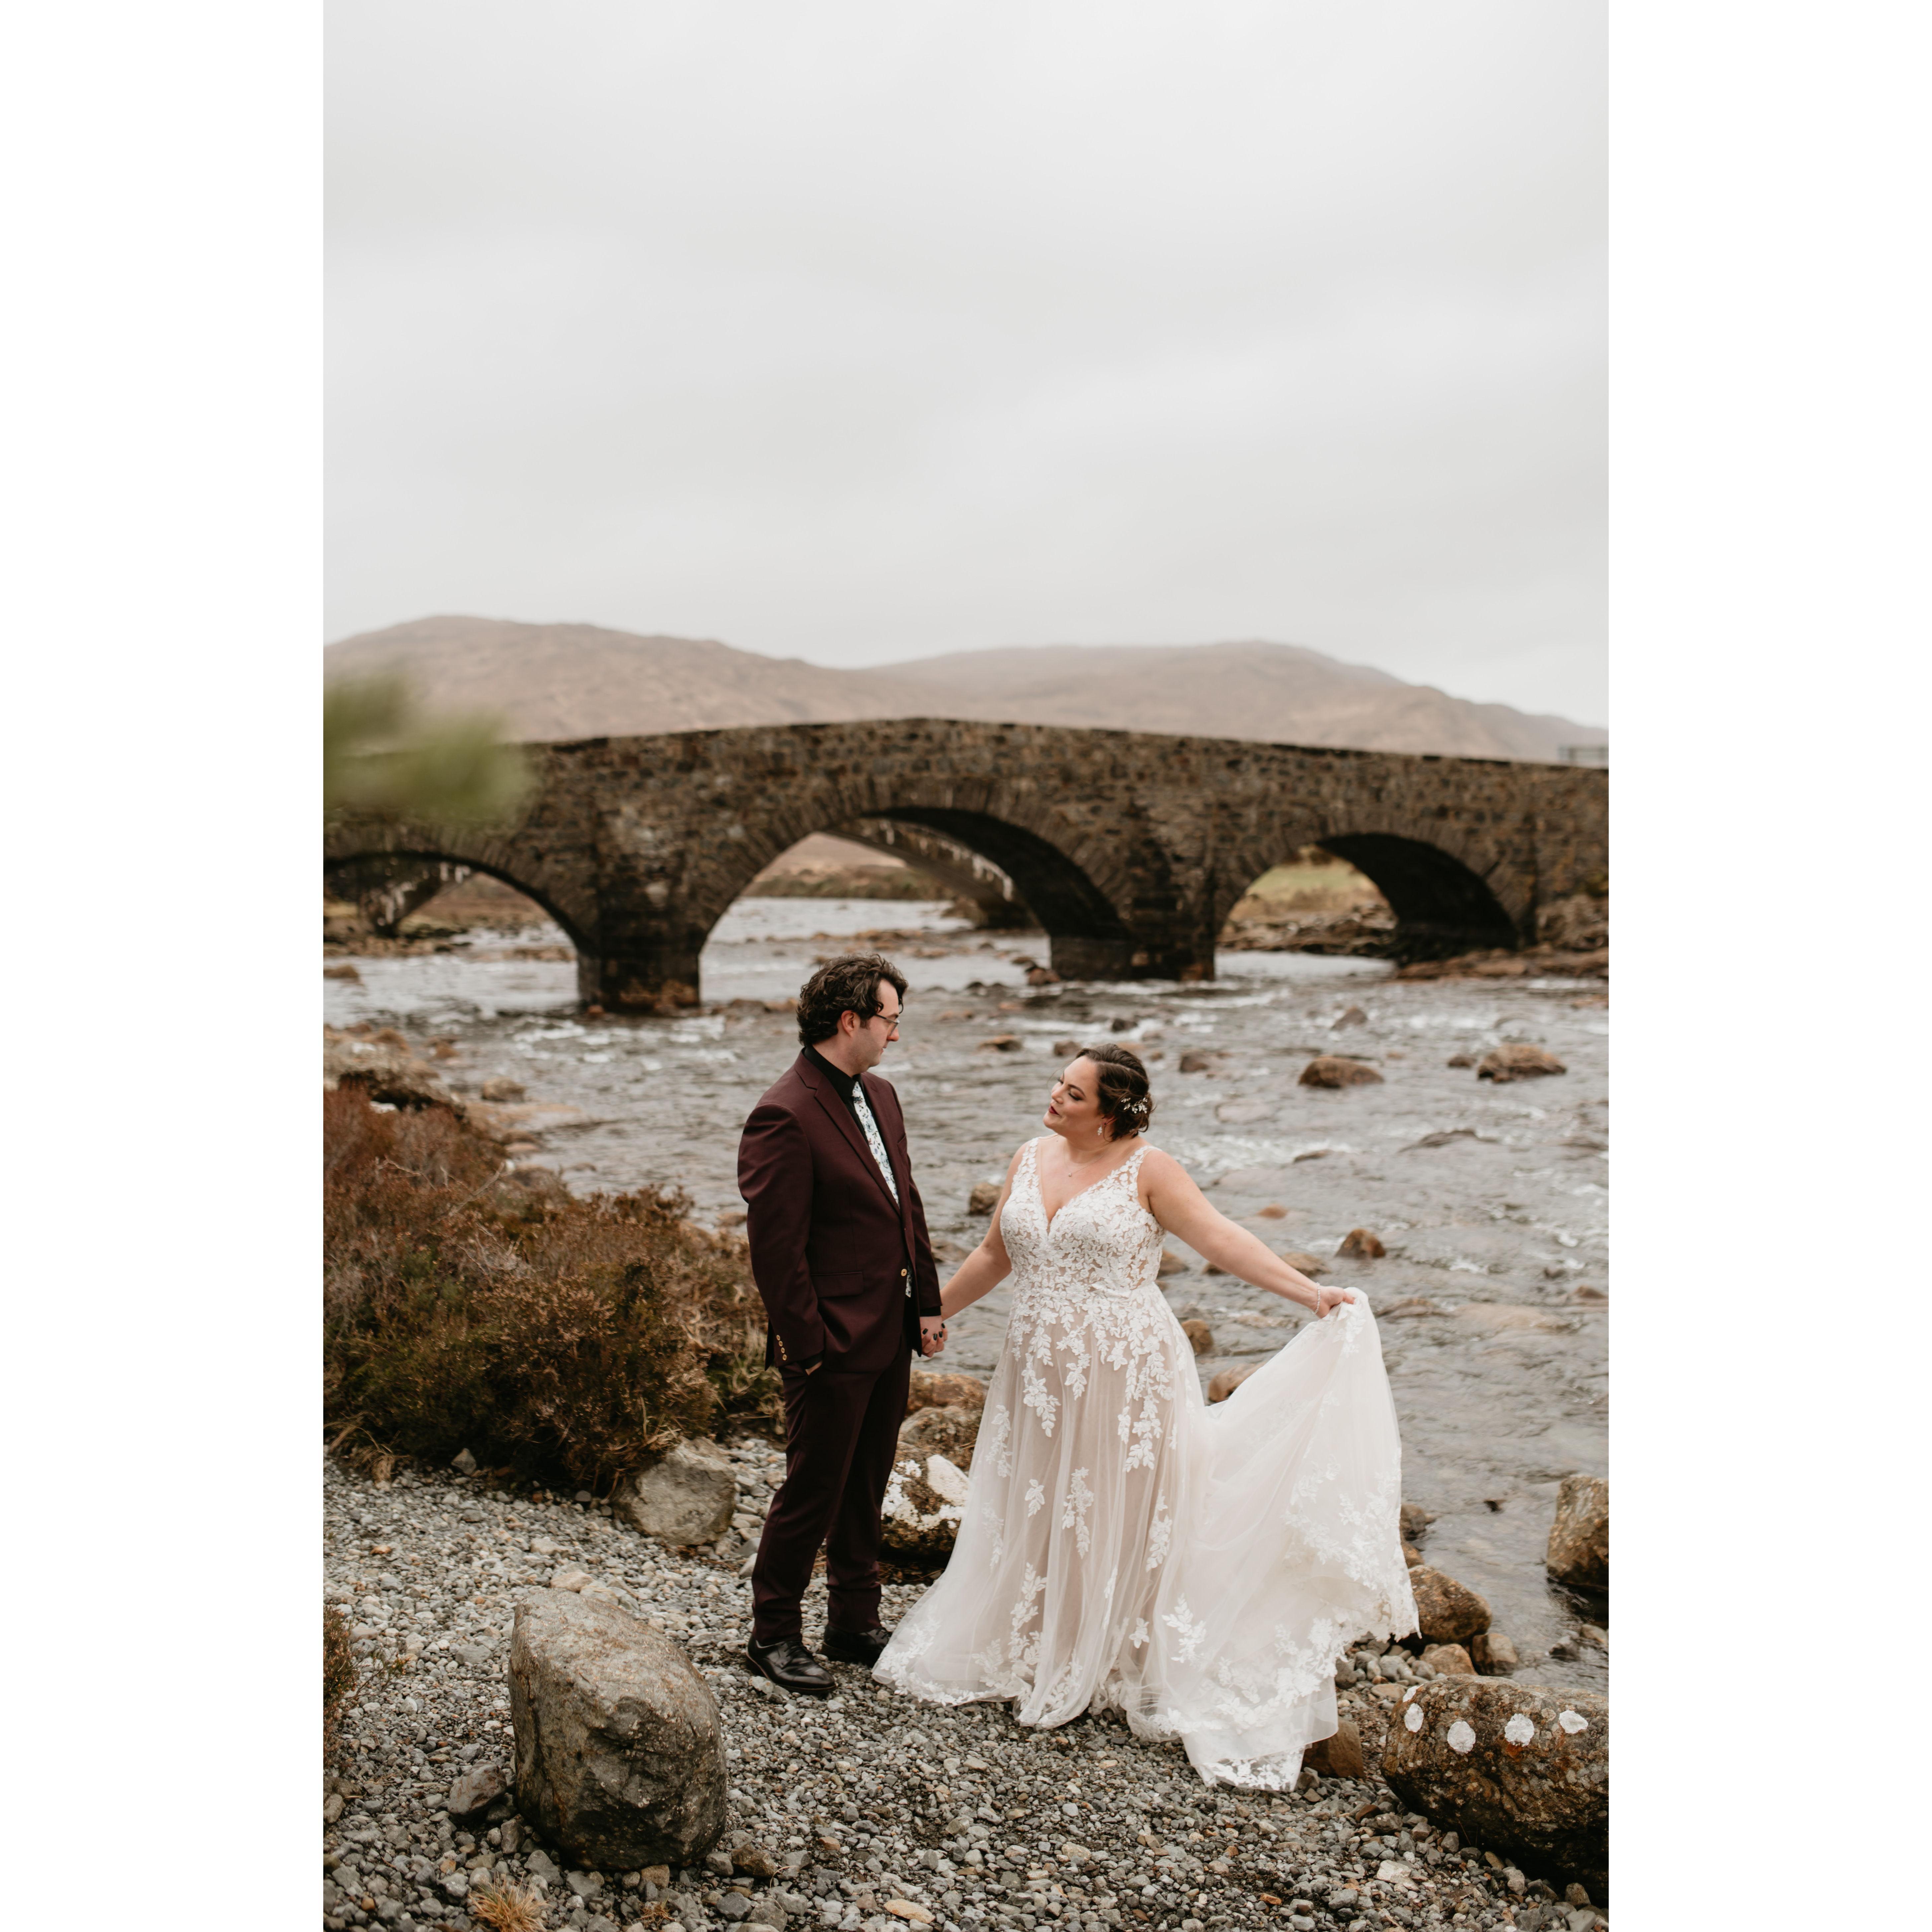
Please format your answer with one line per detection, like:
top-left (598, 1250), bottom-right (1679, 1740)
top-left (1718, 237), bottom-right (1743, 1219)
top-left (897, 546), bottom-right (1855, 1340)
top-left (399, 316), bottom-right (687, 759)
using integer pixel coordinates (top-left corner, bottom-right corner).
top-left (874, 1292), bottom-right (1418, 1787)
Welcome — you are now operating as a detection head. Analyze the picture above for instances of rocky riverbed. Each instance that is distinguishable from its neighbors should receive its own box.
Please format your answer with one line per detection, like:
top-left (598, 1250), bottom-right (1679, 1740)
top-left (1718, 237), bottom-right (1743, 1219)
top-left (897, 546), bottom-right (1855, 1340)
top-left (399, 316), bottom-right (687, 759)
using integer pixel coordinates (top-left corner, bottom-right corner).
top-left (324, 897), bottom-right (1608, 1683)
top-left (325, 1461), bottom-right (1607, 1932)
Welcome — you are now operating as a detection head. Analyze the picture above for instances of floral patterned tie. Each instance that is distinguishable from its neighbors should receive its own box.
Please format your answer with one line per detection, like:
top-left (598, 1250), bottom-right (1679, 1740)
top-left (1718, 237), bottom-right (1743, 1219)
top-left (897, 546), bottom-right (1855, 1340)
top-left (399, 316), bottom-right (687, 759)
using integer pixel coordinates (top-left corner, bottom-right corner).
top-left (851, 1080), bottom-right (899, 1205)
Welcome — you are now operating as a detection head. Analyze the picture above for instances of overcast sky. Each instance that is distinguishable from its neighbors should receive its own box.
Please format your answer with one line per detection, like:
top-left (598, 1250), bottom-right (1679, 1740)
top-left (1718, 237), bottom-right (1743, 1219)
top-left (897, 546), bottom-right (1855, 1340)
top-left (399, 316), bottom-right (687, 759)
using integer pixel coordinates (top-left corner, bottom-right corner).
top-left (328, 2), bottom-right (1605, 724)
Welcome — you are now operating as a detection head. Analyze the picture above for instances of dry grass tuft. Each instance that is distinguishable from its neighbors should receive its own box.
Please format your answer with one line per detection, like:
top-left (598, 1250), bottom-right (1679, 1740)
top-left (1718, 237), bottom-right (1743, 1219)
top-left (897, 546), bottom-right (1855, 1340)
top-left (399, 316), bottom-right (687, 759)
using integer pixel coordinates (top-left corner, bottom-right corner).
top-left (324, 1088), bottom-right (781, 1490)
top-left (470, 1881), bottom-right (546, 1932)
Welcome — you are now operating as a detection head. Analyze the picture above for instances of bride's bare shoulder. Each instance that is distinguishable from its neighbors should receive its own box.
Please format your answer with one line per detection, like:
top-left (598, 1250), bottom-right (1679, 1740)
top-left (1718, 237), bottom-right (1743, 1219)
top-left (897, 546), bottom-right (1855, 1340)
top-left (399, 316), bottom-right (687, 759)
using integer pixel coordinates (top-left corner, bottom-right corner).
top-left (1135, 1142), bottom-right (1202, 1192)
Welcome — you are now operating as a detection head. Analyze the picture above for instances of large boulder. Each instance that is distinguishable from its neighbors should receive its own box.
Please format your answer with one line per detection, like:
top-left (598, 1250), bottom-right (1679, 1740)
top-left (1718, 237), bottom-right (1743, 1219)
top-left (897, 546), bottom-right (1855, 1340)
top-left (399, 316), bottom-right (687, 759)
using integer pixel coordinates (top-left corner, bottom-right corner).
top-left (897, 1402), bottom-right (980, 1470)
top-left (1206, 1362), bottom-right (1258, 1404)
top-left (1303, 1717), bottom-right (1366, 1780)
top-left (1476, 1044), bottom-right (1567, 1082)
top-left (880, 1454), bottom-right (970, 1560)
top-left (1380, 1677), bottom-right (1608, 1899)
top-left (1469, 1631), bottom-right (1519, 1674)
top-left (614, 1439), bottom-right (737, 1545)
top-left (1546, 1475), bottom-right (1609, 1589)
top-left (1408, 1565), bottom-right (1491, 1645)
top-left (508, 1589), bottom-right (728, 1870)
top-left (906, 1369), bottom-right (986, 1416)
top-left (323, 1034), bottom-right (457, 1110)
top-left (1298, 1056), bottom-right (1384, 1089)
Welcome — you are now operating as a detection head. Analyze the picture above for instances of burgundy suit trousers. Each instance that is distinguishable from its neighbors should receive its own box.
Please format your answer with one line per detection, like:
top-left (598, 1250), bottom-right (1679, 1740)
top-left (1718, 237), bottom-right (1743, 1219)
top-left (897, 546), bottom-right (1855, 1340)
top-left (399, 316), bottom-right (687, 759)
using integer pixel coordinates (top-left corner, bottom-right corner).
top-left (750, 1347), bottom-right (911, 1643)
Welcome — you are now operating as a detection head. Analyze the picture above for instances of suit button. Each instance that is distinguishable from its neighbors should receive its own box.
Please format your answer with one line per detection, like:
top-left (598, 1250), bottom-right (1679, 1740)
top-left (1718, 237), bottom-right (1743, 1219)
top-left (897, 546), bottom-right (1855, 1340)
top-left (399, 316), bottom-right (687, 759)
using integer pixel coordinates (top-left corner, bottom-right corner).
top-left (900, 1268), bottom-right (908, 1277)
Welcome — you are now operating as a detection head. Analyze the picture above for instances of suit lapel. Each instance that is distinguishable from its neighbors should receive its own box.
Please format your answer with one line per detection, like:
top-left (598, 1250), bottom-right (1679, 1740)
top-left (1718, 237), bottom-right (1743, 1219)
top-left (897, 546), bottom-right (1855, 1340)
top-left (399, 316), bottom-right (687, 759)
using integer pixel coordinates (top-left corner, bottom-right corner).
top-left (863, 1074), bottom-right (917, 1242)
top-left (800, 1058), bottom-right (900, 1209)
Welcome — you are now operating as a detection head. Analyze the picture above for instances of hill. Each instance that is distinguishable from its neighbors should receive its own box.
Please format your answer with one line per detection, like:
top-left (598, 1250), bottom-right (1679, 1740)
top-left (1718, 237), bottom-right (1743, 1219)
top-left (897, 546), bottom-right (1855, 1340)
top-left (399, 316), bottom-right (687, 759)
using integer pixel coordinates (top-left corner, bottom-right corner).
top-left (324, 616), bottom-right (1604, 762)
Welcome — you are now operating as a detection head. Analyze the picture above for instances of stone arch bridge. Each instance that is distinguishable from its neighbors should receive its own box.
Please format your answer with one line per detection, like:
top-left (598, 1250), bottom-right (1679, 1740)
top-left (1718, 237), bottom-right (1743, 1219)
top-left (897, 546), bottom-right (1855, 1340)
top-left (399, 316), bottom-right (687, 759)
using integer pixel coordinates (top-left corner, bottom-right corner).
top-left (325, 719), bottom-right (1607, 1010)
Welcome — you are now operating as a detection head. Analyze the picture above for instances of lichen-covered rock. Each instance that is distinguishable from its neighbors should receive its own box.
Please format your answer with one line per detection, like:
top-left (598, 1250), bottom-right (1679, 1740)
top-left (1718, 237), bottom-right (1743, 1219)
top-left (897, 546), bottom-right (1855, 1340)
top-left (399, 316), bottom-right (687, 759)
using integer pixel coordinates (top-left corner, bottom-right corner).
top-left (324, 1035), bottom-right (457, 1109)
top-left (614, 1439), bottom-right (737, 1545)
top-left (906, 1369), bottom-right (986, 1415)
top-left (880, 1454), bottom-right (970, 1559)
top-left (1408, 1564), bottom-right (1491, 1645)
top-left (1546, 1474), bottom-right (1608, 1588)
top-left (897, 1402), bottom-right (980, 1471)
top-left (1298, 1056), bottom-right (1384, 1089)
top-left (1380, 1677), bottom-right (1607, 1898)
top-left (508, 1589), bottom-right (727, 1870)
top-left (1476, 1043), bottom-right (1567, 1082)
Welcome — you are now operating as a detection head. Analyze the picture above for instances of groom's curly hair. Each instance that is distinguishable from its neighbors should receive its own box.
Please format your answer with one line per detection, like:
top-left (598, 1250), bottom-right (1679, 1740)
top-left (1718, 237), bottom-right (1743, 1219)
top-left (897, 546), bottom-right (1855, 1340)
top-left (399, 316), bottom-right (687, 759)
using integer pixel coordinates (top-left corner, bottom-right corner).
top-left (1075, 1042), bottom-right (1156, 1140)
top-left (796, 952), bottom-right (908, 1047)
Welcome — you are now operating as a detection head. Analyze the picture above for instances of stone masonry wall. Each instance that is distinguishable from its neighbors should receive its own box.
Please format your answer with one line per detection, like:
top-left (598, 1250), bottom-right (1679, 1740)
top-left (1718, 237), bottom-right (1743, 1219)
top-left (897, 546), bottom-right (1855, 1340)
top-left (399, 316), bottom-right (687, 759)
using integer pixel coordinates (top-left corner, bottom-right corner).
top-left (324, 719), bottom-right (1608, 1008)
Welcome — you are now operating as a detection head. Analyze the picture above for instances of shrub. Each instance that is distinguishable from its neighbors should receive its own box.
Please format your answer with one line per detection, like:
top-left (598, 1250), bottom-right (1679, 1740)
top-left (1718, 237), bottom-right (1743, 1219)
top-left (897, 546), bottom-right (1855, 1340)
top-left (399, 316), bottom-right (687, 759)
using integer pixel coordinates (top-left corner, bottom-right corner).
top-left (324, 1603), bottom-right (357, 1749)
top-left (323, 1088), bottom-right (780, 1489)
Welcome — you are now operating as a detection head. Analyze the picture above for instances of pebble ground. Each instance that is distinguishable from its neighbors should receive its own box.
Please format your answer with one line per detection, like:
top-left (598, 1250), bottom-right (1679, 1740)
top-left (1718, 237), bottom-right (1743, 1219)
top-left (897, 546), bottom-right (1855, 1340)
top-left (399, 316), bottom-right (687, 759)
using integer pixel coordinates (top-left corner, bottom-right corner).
top-left (324, 1460), bottom-right (1605, 1932)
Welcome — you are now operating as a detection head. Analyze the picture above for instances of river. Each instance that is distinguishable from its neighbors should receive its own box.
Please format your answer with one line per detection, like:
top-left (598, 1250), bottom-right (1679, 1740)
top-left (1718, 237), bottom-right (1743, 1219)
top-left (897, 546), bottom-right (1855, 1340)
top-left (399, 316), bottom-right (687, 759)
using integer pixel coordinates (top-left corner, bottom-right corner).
top-left (326, 897), bottom-right (1609, 1693)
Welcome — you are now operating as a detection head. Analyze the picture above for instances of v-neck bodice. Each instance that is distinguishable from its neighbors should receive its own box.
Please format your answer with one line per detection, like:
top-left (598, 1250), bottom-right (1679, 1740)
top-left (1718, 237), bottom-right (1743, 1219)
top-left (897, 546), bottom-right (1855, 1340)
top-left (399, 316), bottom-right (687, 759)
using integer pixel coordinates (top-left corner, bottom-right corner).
top-left (1000, 1136), bottom-right (1163, 1307)
top-left (1035, 1141), bottom-right (1148, 1235)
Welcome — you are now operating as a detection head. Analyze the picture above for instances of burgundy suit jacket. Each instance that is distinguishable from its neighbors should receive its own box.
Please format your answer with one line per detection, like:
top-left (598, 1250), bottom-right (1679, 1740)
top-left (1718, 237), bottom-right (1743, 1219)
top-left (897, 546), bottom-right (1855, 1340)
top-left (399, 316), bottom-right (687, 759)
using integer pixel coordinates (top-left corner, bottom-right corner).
top-left (737, 1053), bottom-right (942, 1374)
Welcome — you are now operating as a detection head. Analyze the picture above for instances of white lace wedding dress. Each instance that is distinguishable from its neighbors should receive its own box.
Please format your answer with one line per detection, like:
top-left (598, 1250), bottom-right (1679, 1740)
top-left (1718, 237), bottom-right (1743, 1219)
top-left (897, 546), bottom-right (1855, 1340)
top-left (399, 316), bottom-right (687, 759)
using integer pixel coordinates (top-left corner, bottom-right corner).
top-left (874, 1137), bottom-right (1417, 1788)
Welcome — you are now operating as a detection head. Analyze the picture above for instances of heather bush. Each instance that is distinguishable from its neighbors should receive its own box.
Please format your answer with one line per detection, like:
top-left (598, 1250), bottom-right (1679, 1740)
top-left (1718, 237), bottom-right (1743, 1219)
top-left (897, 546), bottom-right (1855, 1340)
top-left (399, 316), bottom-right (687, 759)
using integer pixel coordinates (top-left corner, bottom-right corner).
top-left (323, 1089), bottom-right (779, 1488)
top-left (324, 1603), bottom-right (357, 1748)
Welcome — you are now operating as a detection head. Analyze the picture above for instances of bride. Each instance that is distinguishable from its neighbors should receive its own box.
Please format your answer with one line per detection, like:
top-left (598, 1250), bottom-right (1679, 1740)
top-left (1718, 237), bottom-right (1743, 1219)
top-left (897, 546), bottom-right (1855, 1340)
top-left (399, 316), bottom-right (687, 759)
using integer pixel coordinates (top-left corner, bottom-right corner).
top-left (874, 1043), bottom-right (1417, 1788)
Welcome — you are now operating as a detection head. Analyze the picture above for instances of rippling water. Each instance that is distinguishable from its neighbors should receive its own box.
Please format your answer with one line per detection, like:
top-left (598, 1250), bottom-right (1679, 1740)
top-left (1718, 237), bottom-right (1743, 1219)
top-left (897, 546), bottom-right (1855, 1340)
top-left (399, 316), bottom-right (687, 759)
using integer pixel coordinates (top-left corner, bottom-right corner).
top-left (326, 897), bottom-right (1608, 1691)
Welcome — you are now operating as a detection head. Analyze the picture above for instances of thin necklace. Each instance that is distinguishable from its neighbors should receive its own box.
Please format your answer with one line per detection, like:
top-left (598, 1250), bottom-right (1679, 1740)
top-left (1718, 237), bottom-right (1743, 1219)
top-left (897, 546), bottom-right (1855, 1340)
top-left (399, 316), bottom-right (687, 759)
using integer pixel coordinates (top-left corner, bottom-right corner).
top-left (1063, 1137), bottom-right (1114, 1170)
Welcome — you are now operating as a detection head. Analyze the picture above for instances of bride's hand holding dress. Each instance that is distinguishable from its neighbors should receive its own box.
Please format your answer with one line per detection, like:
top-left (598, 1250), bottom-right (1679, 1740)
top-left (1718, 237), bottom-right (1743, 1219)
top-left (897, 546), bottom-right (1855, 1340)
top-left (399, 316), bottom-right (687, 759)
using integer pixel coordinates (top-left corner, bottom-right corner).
top-left (876, 1045), bottom-right (1417, 1790)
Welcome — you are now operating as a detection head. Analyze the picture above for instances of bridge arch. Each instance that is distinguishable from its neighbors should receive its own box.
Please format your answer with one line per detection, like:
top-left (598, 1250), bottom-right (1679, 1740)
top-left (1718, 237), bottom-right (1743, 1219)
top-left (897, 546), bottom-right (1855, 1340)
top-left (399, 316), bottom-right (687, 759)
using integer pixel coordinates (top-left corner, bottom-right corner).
top-left (668, 780), bottom-right (1157, 1001)
top-left (833, 817), bottom-right (1032, 928)
top-left (322, 822), bottom-right (598, 959)
top-left (1315, 832), bottom-right (1518, 957)
top-left (1208, 825), bottom-right (1521, 962)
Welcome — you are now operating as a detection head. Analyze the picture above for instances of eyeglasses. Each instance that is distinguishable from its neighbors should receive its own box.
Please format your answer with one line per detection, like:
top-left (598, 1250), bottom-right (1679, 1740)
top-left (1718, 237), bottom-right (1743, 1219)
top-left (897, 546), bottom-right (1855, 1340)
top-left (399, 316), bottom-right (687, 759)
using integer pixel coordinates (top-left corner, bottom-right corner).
top-left (868, 1007), bottom-right (903, 1029)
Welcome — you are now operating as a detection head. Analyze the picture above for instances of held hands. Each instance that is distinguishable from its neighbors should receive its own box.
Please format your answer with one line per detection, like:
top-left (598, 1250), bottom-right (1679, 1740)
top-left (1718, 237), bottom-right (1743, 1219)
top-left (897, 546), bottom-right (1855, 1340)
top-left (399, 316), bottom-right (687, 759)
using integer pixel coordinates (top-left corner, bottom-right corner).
top-left (919, 1316), bottom-right (949, 1357)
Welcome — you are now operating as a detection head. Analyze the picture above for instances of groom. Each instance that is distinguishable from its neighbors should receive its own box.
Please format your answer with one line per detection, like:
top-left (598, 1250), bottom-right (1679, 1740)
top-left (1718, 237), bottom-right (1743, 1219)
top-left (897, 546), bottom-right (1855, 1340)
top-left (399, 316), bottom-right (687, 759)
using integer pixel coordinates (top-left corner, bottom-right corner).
top-left (737, 951), bottom-right (947, 1695)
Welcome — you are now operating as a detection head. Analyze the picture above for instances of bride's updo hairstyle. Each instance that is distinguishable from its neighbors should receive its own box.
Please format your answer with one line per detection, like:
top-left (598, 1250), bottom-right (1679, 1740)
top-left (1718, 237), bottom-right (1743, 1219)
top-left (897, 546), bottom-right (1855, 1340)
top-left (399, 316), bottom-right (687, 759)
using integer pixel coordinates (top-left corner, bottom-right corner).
top-left (1076, 1043), bottom-right (1156, 1140)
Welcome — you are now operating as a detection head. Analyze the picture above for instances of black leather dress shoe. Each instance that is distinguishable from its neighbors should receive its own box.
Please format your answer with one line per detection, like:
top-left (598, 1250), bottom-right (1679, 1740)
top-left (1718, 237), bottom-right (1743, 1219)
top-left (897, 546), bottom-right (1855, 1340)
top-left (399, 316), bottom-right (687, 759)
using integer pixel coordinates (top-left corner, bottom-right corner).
top-left (745, 1635), bottom-right (832, 1696)
top-left (822, 1624), bottom-right (892, 1666)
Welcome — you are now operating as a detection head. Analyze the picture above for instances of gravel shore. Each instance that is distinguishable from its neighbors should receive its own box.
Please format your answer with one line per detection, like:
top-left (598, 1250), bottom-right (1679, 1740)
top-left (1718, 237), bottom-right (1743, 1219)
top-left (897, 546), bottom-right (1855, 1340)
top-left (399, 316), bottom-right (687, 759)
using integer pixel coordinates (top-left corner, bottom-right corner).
top-left (324, 1460), bottom-right (1605, 1932)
